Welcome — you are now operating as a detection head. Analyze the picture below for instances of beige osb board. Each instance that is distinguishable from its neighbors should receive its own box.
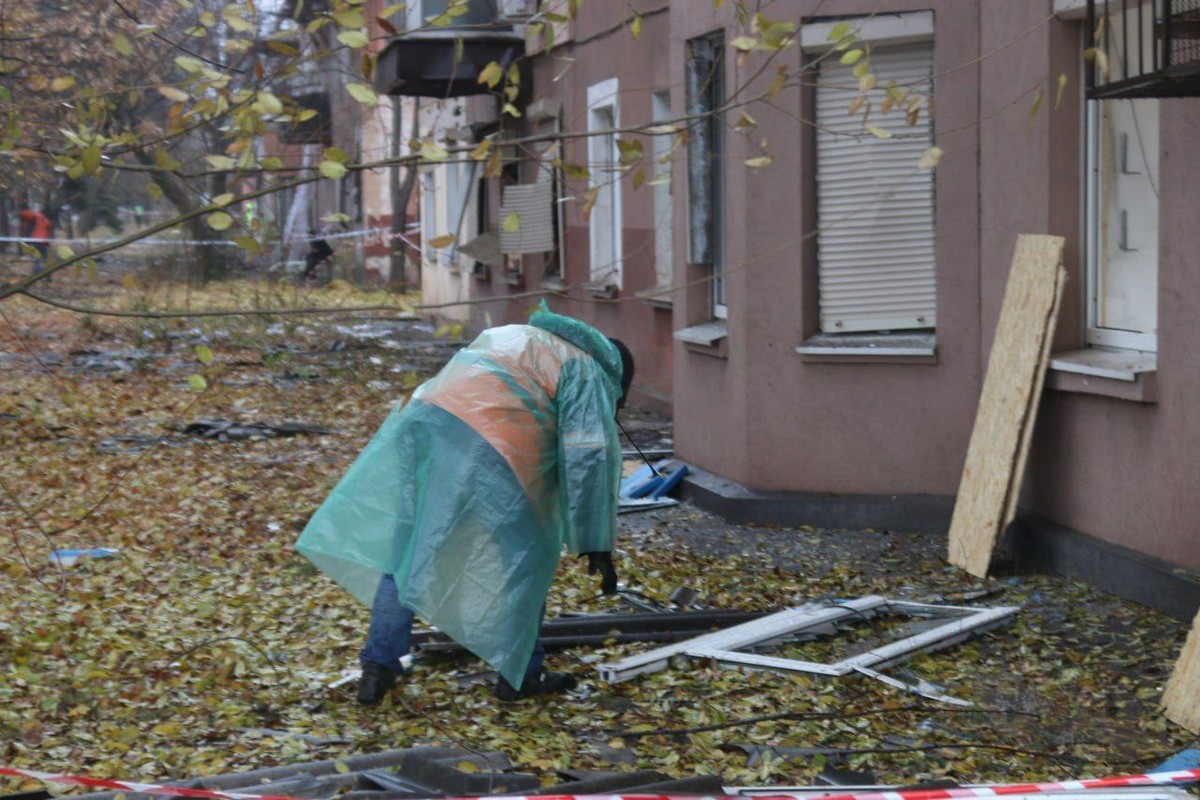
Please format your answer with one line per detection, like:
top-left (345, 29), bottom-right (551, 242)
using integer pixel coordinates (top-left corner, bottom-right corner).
top-left (1164, 609), bottom-right (1200, 733)
top-left (947, 235), bottom-right (1066, 578)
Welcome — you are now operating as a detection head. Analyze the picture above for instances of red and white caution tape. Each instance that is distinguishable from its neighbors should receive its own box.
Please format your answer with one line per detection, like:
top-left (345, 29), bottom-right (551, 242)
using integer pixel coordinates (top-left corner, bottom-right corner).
top-left (0, 767), bottom-right (295, 800)
top-left (764, 768), bottom-right (1200, 800)
top-left (1, 766), bottom-right (1197, 800)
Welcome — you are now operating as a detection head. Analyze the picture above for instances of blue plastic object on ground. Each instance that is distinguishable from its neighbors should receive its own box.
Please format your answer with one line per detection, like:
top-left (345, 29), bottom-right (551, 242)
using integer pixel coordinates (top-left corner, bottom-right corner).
top-left (49, 548), bottom-right (118, 567)
top-left (1154, 747), bottom-right (1200, 773)
top-left (620, 459), bottom-right (688, 500)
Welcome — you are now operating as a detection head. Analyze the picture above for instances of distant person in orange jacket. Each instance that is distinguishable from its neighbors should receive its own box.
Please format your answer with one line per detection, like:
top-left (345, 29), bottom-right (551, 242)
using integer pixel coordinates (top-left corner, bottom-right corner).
top-left (18, 208), bottom-right (52, 276)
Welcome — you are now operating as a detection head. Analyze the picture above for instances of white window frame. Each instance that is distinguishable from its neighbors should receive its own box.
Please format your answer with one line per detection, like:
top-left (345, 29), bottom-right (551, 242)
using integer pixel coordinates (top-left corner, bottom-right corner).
top-left (419, 167), bottom-right (442, 267)
top-left (598, 595), bottom-right (1018, 686)
top-left (685, 33), bottom-right (726, 320)
top-left (1081, 5), bottom-right (1159, 353)
top-left (1084, 101), bottom-right (1159, 353)
top-left (651, 90), bottom-right (674, 291)
top-left (807, 16), bottom-right (937, 335)
top-left (587, 78), bottom-right (622, 289)
top-left (800, 12), bottom-right (933, 52)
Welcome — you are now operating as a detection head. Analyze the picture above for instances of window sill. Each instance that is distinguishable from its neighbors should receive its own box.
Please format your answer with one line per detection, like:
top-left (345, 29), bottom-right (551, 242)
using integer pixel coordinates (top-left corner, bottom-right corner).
top-left (1048, 347), bottom-right (1157, 403)
top-left (540, 276), bottom-right (565, 292)
top-left (674, 320), bottom-right (728, 359)
top-left (503, 270), bottom-right (524, 287)
top-left (637, 287), bottom-right (673, 310)
top-left (583, 281), bottom-right (618, 299)
top-left (795, 332), bottom-right (937, 364)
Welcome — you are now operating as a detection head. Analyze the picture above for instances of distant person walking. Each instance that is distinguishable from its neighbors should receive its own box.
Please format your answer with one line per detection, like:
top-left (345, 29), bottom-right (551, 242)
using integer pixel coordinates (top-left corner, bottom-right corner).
top-left (300, 229), bottom-right (335, 285)
top-left (18, 207), bottom-right (52, 277)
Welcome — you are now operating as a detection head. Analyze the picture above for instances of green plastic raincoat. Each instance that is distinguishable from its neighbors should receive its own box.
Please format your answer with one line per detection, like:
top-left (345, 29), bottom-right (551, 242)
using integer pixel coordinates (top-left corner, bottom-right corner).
top-left (296, 305), bottom-right (623, 685)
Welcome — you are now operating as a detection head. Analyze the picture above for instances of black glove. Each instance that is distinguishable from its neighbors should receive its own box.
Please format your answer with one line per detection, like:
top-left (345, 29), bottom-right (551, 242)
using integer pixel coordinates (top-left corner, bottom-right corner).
top-left (582, 551), bottom-right (618, 595)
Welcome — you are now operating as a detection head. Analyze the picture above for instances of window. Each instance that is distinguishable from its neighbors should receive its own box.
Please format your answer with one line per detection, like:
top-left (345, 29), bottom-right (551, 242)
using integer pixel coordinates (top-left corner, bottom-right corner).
top-left (685, 34), bottom-right (725, 318)
top-left (467, 135), bottom-right (519, 277)
top-left (420, 168), bottom-right (440, 267)
top-left (533, 117), bottom-right (566, 279)
top-left (1084, 4), bottom-right (1159, 352)
top-left (587, 78), bottom-right (622, 289)
top-left (420, 151), bottom-right (476, 271)
top-left (808, 14), bottom-right (936, 334)
top-left (651, 90), bottom-right (674, 292)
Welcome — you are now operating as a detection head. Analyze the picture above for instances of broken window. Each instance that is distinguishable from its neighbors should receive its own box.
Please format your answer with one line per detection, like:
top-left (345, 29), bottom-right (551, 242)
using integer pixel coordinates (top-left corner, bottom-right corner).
top-left (685, 32), bottom-right (726, 319)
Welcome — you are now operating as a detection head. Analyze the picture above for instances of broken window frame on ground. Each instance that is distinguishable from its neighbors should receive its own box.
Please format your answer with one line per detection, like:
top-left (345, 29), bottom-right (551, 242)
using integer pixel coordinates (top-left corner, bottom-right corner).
top-left (597, 595), bottom-right (1019, 701)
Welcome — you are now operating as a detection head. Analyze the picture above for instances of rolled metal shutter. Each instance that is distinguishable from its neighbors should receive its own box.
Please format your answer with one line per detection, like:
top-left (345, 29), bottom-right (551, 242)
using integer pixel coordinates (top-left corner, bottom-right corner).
top-left (499, 170), bottom-right (555, 254)
top-left (816, 42), bottom-right (936, 333)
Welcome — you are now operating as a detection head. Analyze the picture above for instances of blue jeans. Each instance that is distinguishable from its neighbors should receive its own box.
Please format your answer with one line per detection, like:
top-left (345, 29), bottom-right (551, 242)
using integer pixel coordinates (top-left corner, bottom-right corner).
top-left (360, 573), bottom-right (546, 683)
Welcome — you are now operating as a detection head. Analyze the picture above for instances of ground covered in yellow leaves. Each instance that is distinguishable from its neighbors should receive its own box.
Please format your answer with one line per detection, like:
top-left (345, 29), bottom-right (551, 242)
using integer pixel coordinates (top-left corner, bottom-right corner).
top-left (0, 275), bottom-right (1194, 794)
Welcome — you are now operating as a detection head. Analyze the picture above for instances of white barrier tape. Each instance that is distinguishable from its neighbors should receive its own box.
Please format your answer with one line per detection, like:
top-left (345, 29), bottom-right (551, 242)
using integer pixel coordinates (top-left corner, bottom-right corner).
top-left (0, 767), bottom-right (295, 800)
top-left (0, 236), bottom-right (239, 247)
top-left (1, 767), bottom-right (1197, 800)
top-left (757, 769), bottom-right (1200, 800)
top-left (0, 227), bottom-right (398, 249)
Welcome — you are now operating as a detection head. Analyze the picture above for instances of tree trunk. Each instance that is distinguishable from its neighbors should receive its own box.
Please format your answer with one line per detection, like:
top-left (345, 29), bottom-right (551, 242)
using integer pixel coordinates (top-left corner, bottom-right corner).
top-left (130, 151), bottom-right (232, 283)
top-left (390, 97), bottom-right (419, 288)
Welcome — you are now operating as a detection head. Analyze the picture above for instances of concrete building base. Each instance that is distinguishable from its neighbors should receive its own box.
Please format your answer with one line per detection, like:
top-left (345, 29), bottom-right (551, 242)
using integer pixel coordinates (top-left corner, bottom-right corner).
top-left (1004, 517), bottom-right (1200, 622)
top-left (681, 466), bottom-right (956, 536)
top-left (681, 467), bottom-right (1200, 622)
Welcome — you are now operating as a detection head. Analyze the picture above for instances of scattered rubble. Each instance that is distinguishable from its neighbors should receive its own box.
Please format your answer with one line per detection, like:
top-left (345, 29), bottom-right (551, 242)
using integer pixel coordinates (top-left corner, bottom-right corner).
top-left (177, 419), bottom-right (334, 441)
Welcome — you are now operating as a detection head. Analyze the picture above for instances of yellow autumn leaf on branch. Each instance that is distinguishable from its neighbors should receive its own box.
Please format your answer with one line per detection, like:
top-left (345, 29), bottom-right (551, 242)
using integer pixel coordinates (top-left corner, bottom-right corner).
top-left (206, 212), bottom-right (233, 230)
top-left (917, 146), bottom-right (944, 169)
top-left (346, 83), bottom-right (379, 106)
top-left (338, 30), bottom-right (369, 48)
top-left (318, 161), bottom-right (348, 179)
top-left (158, 86), bottom-right (190, 103)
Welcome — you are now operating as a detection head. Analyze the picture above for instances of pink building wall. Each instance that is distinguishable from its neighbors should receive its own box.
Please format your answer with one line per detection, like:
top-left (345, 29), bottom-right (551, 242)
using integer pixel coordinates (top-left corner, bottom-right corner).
top-left (670, 0), bottom-right (1200, 571)
top-left (465, 4), bottom-right (676, 414)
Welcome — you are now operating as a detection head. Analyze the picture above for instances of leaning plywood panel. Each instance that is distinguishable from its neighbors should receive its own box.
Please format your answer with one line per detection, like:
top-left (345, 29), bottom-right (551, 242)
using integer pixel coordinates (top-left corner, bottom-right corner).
top-left (1164, 609), bottom-right (1200, 733)
top-left (947, 235), bottom-right (1066, 578)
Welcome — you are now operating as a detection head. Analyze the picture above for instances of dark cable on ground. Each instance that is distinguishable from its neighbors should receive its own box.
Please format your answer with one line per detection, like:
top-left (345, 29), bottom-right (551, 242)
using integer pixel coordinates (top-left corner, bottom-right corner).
top-left (616, 416), bottom-right (661, 477)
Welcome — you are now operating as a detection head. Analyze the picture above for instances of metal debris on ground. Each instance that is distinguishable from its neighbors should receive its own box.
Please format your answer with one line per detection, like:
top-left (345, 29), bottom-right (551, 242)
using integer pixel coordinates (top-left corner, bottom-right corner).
top-left (95, 434), bottom-right (180, 454)
top-left (597, 595), bottom-right (1019, 705)
top-left (9, 760), bottom-right (1200, 800)
top-left (48, 747), bottom-right (727, 800)
top-left (178, 419), bottom-right (333, 441)
top-left (618, 497), bottom-right (679, 514)
top-left (67, 349), bottom-right (151, 373)
top-left (410, 608), bottom-right (768, 654)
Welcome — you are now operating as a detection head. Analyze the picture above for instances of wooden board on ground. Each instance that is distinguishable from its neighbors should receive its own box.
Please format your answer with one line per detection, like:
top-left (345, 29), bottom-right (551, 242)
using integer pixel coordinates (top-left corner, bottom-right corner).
top-left (947, 235), bottom-right (1066, 578)
top-left (1164, 609), bottom-right (1200, 733)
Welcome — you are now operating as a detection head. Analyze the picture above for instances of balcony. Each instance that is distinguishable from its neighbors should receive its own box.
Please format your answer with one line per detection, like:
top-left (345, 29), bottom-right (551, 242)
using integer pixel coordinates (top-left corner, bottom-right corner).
top-left (1087, 0), bottom-right (1200, 98)
top-left (374, 0), bottom-right (526, 98)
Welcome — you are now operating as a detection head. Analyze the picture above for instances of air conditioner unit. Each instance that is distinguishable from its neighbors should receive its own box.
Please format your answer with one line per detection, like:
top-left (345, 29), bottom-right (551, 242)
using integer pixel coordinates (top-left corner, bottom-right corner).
top-left (499, 0), bottom-right (539, 22)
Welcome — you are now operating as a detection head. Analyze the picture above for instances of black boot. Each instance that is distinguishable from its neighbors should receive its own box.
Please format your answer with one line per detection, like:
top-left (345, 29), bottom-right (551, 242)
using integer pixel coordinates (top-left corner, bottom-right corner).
top-left (495, 670), bottom-right (577, 702)
top-left (357, 662), bottom-right (398, 706)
